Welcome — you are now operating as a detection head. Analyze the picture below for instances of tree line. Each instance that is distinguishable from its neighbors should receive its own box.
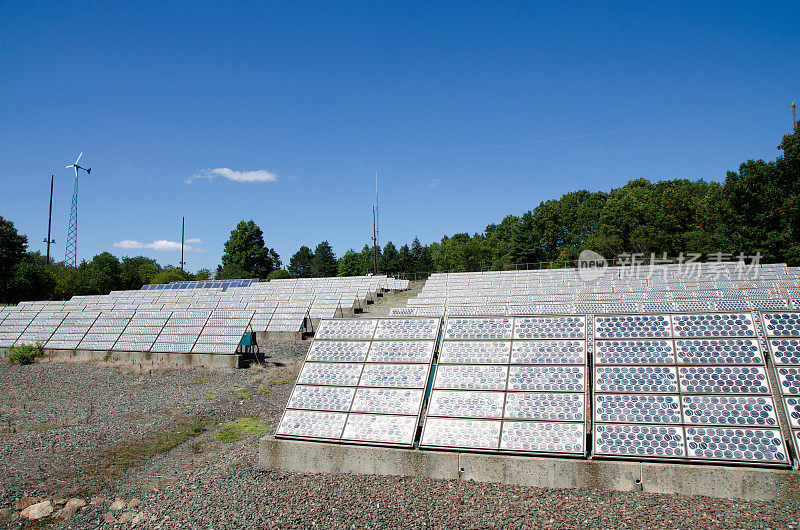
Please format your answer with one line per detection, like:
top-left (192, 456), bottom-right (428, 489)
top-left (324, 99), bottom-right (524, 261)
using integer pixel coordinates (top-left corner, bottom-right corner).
top-left (1, 124), bottom-right (798, 303)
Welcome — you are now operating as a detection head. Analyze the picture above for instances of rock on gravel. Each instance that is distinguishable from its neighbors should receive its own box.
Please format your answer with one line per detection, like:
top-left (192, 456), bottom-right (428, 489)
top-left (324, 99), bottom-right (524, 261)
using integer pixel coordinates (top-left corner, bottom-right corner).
top-left (20, 500), bottom-right (53, 520)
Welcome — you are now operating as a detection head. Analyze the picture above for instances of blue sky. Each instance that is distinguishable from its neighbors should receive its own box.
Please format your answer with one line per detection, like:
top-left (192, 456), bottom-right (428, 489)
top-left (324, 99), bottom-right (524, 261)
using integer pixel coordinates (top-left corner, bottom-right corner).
top-left (2, 1), bottom-right (798, 271)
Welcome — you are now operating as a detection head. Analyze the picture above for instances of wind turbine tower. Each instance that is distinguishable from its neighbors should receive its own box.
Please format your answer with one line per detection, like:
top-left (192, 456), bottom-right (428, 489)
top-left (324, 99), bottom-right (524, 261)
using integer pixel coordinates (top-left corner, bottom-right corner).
top-left (65, 152), bottom-right (91, 267)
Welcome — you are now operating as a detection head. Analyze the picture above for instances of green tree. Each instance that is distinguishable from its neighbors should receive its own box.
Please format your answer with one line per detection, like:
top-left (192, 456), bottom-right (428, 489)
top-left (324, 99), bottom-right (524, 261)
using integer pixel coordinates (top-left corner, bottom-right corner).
top-left (360, 244), bottom-right (378, 274)
top-left (338, 249), bottom-right (363, 276)
top-left (8, 252), bottom-right (56, 303)
top-left (397, 244), bottom-right (413, 273)
top-left (86, 252), bottom-right (123, 294)
top-left (266, 269), bottom-right (292, 281)
top-left (288, 246), bottom-right (314, 278)
top-left (0, 216), bottom-right (28, 302)
top-left (380, 241), bottom-right (400, 273)
top-left (152, 266), bottom-right (193, 284)
top-left (311, 241), bottom-right (338, 277)
top-left (120, 256), bottom-right (161, 289)
top-left (220, 220), bottom-right (276, 279)
top-left (194, 268), bottom-right (212, 281)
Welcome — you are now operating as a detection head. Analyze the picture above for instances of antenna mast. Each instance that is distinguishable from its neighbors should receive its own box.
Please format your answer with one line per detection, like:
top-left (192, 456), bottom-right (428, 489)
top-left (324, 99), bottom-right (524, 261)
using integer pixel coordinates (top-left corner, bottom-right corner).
top-left (44, 175), bottom-right (55, 263)
top-left (372, 206), bottom-right (378, 274)
top-left (180, 216), bottom-right (185, 271)
top-left (65, 152), bottom-right (91, 268)
top-left (375, 170), bottom-right (379, 249)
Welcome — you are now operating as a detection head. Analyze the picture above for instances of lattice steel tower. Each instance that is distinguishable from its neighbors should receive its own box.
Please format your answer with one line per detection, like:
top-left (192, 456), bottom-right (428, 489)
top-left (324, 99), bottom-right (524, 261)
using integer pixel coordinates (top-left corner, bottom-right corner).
top-left (65, 153), bottom-right (91, 267)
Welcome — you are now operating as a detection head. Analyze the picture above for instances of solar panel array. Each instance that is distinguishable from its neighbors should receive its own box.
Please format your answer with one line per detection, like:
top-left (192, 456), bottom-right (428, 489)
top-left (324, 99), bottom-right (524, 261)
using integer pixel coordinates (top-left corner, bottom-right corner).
top-left (592, 312), bottom-right (787, 465)
top-left (405, 263), bottom-right (800, 315)
top-left (420, 316), bottom-right (587, 455)
top-left (142, 279), bottom-right (260, 290)
top-left (281, 308), bottom-right (797, 468)
top-left (0, 275), bottom-right (410, 356)
top-left (275, 317), bottom-right (440, 446)
top-left (763, 312), bottom-right (800, 460)
top-left (0, 307), bottom-right (255, 355)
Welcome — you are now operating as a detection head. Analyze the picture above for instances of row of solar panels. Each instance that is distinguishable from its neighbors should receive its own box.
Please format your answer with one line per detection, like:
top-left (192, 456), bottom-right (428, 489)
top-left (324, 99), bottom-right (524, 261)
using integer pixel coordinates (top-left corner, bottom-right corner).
top-left (276, 313), bottom-right (800, 468)
top-left (0, 309), bottom-right (265, 354)
top-left (392, 299), bottom-right (800, 317)
top-left (427, 263), bottom-right (794, 280)
top-left (141, 279), bottom-right (259, 290)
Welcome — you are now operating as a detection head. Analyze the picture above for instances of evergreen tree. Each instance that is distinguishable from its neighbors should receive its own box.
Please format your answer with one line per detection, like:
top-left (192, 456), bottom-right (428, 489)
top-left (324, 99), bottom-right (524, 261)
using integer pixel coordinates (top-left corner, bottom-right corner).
top-left (288, 246), bottom-right (314, 278)
top-left (219, 220), bottom-right (275, 279)
top-left (311, 241), bottom-right (338, 277)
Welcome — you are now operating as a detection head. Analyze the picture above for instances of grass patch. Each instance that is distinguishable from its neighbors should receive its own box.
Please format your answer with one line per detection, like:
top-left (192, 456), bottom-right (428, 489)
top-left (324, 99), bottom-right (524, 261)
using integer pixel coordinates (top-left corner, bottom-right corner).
top-left (256, 379), bottom-right (294, 394)
top-left (227, 459), bottom-right (247, 471)
top-left (234, 388), bottom-right (250, 400)
top-left (215, 417), bottom-right (270, 443)
top-left (193, 376), bottom-right (211, 384)
top-left (8, 342), bottom-right (45, 365)
top-left (30, 422), bottom-right (58, 432)
top-left (77, 415), bottom-right (212, 496)
top-left (205, 392), bottom-right (216, 400)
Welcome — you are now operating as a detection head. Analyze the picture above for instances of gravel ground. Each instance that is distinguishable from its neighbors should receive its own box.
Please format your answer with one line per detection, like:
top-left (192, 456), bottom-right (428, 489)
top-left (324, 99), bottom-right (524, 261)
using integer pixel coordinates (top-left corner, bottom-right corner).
top-left (4, 286), bottom-right (800, 528)
top-left (358, 281), bottom-right (424, 317)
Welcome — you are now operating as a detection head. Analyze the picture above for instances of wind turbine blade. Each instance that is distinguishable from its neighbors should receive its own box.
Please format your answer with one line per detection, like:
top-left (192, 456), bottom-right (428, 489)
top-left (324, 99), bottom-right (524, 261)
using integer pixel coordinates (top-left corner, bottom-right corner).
top-left (66, 165), bottom-right (73, 168)
top-left (75, 152), bottom-right (83, 164)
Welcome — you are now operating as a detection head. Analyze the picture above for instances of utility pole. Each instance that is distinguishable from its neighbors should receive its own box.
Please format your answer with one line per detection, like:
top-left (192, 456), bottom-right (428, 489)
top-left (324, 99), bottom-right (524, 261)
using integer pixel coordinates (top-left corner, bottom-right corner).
top-left (180, 216), bottom-right (185, 271)
top-left (372, 206), bottom-right (378, 275)
top-left (375, 170), bottom-right (379, 249)
top-left (793, 101), bottom-right (797, 128)
top-left (43, 174), bottom-right (55, 262)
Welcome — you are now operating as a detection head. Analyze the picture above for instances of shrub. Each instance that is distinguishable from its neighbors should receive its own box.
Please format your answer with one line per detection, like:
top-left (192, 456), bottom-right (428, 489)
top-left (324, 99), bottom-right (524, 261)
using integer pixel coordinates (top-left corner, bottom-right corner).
top-left (8, 342), bottom-right (45, 365)
top-left (266, 269), bottom-right (292, 281)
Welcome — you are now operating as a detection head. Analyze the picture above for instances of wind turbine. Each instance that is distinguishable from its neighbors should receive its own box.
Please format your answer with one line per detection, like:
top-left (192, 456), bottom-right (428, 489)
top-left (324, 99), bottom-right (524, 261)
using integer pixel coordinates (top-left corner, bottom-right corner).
top-left (65, 152), bottom-right (91, 267)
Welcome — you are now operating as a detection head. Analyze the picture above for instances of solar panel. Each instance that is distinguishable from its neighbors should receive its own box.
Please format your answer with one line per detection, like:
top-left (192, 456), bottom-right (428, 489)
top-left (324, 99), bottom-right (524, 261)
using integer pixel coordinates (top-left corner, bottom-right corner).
top-left (513, 316), bottom-right (586, 339)
top-left (359, 363), bottom-right (430, 388)
top-left (504, 392), bottom-right (584, 421)
top-left (438, 341), bottom-right (511, 364)
top-left (365, 341), bottom-right (435, 363)
top-left (684, 427), bottom-right (787, 464)
top-left (674, 339), bottom-right (763, 365)
top-left (433, 364), bottom-right (508, 390)
top-left (595, 340), bottom-right (674, 365)
top-left (594, 315), bottom-right (671, 339)
top-left (500, 421), bottom-right (584, 454)
top-left (286, 385), bottom-right (355, 412)
top-left (672, 313), bottom-right (755, 337)
top-left (428, 390), bottom-right (504, 418)
top-left (682, 395), bottom-right (778, 427)
top-left (507, 366), bottom-right (584, 392)
top-left (315, 319), bottom-right (377, 340)
top-left (678, 366), bottom-right (769, 394)
top-left (595, 394), bottom-right (681, 424)
top-left (350, 388), bottom-right (424, 415)
top-left (373, 318), bottom-right (439, 340)
top-left (297, 362), bottom-right (363, 386)
top-left (277, 409), bottom-right (347, 440)
top-left (341, 414), bottom-right (418, 445)
top-left (444, 317), bottom-right (513, 340)
top-left (594, 366), bottom-right (678, 393)
top-left (594, 424), bottom-right (686, 458)
top-left (420, 417), bottom-right (501, 450)
top-left (306, 341), bottom-right (370, 362)
top-left (510, 340), bottom-right (585, 364)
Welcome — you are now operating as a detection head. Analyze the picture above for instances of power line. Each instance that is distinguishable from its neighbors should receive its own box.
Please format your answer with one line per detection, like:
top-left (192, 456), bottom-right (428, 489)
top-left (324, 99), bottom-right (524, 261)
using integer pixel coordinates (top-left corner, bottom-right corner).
top-left (275, 105), bottom-right (788, 173)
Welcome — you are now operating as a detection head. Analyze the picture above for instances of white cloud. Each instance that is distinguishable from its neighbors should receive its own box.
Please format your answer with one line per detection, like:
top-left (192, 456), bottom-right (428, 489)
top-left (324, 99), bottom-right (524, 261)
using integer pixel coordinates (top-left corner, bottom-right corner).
top-left (113, 239), bottom-right (206, 252)
top-left (187, 167), bottom-right (278, 183)
top-left (185, 238), bottom-right (203, 244)
top-left (428, 178), bottom-right (443, 188)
